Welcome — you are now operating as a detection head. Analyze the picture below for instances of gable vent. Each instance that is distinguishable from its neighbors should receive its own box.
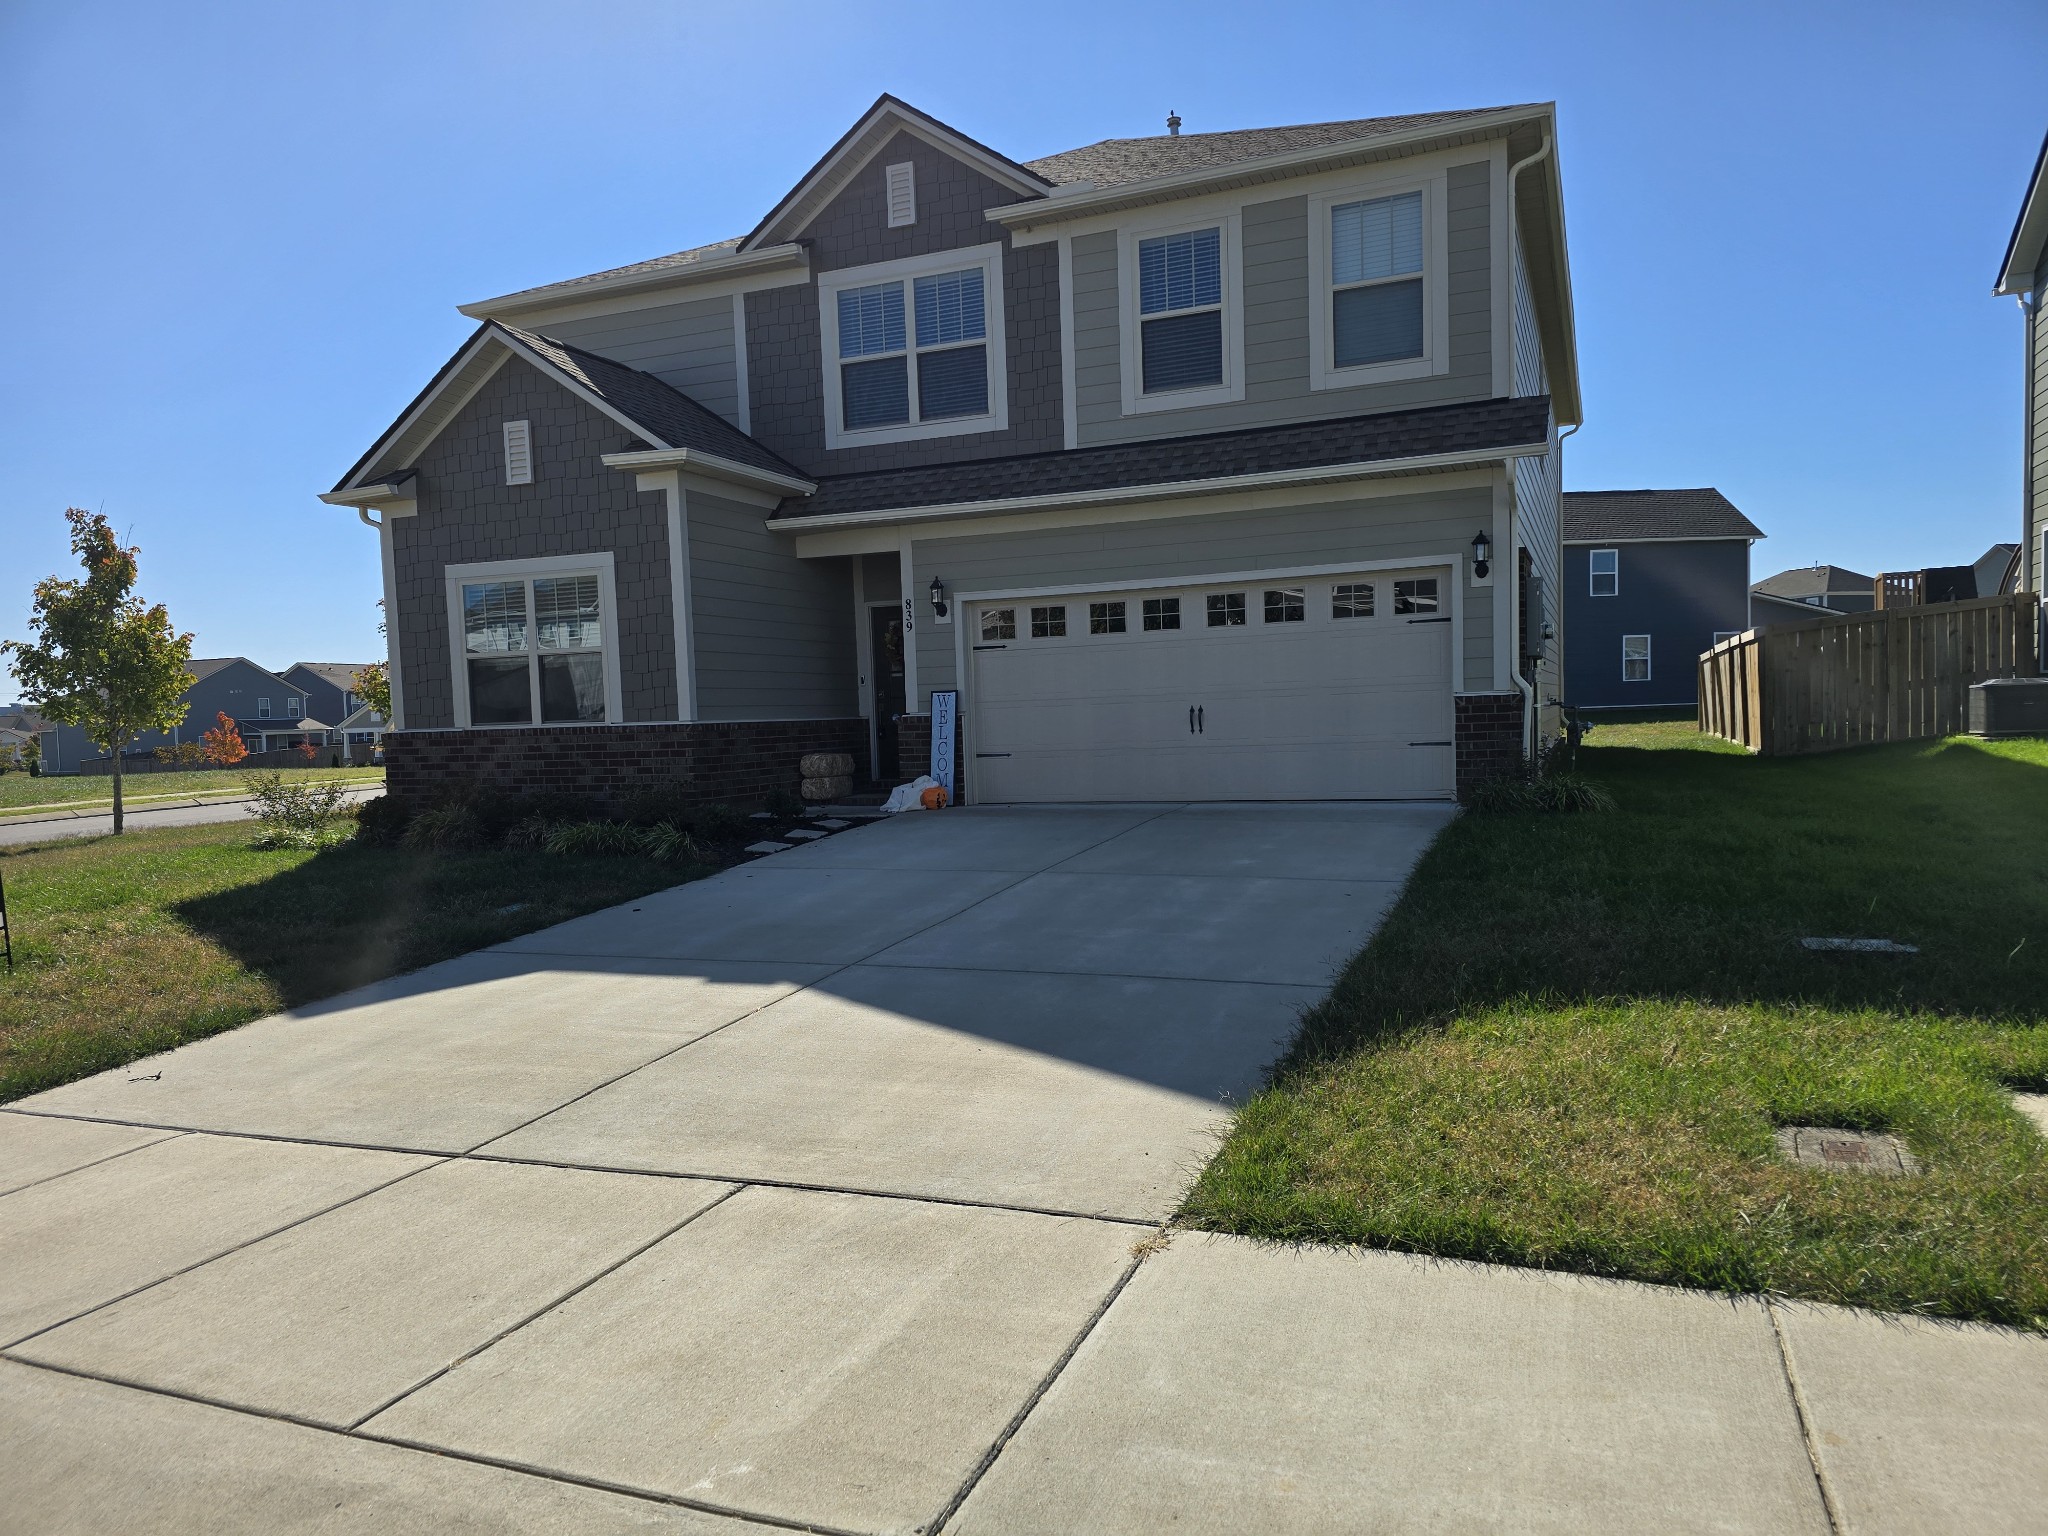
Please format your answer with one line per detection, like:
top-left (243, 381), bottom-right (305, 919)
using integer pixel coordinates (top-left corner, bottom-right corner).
top-left (885, 162), bottom-right (916, 228)
top-left (502, 419), bottom-right (533, 485)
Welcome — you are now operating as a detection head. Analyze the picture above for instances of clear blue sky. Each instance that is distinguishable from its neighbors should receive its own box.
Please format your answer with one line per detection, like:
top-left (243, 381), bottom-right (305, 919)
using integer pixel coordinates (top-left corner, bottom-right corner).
top-left (2, 0), bottom-right (2039, 689)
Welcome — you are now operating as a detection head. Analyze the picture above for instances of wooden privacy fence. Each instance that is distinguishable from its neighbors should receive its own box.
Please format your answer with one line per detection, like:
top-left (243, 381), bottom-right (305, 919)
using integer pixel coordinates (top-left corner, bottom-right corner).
top-left (1699, 593), bottom-right (2041, 755)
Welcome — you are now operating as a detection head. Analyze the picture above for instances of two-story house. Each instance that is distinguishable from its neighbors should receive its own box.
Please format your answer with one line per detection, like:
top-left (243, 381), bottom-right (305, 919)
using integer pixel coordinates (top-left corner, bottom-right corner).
top-left (283, 662), bottom-right (374, 736)
top-left (322, 96), bottom-right (1579, 805)
top-left (1560, 489), bottom-right (1762, 712)
top-left (42, 657), bottom-right (324, 771)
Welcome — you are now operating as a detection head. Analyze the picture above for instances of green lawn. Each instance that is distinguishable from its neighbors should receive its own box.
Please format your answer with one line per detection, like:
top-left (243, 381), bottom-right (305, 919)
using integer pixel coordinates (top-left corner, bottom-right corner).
top-left (0, 820), bottom-right (699, 1103)
top-left (0, 766), bottom-right (384, 816)
top-left (1183, 730), bottom-right (2048, 1328)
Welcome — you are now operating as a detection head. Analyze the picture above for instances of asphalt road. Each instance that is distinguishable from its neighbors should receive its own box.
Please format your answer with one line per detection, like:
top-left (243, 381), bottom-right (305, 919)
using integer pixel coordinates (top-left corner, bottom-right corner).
top-left (0, 786), bottom-right (385, 847)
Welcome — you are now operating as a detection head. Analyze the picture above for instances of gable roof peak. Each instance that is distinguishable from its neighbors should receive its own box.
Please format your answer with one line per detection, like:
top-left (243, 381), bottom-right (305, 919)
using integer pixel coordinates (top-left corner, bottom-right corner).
top-left (740, 93), bottom-right (1054, 253)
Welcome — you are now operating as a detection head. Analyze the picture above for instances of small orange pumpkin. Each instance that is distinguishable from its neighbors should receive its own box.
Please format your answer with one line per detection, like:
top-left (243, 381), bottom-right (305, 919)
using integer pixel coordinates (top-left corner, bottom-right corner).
top-left (920, 784), bottom-right (950, 811)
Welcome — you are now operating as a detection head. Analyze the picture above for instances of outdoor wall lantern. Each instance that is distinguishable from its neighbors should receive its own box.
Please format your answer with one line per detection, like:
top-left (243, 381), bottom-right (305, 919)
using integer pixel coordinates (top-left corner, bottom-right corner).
top-left (1471, 530), bottom-right (1492, 579)
top-left (929, 576), bottom-right (948, 620)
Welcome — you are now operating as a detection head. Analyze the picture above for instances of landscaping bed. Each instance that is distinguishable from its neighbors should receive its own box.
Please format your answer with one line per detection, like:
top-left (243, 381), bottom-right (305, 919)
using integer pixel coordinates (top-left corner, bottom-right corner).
top-left (0, 792), bottom-right (838, 1102)
top-left (1183, 724), bottom-right (2048, 1328)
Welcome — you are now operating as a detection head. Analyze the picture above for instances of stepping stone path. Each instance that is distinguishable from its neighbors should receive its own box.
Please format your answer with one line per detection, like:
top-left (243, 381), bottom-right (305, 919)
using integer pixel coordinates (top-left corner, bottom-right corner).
top-left (1775, 1126), bottom-right (1921, 1176)
top-left (782, 829), bottom-right (827, 841)
top-left (743, 841), bottom-right (792, 855)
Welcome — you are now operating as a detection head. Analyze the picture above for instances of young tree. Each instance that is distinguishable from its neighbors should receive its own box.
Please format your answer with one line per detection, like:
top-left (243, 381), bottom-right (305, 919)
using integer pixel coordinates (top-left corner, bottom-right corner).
top-left (2, 509), bottom-right (194, 832)
top-left (201, 711), bottom-right (247, 766)
top-left (350, 660), bottom-right (390, 719)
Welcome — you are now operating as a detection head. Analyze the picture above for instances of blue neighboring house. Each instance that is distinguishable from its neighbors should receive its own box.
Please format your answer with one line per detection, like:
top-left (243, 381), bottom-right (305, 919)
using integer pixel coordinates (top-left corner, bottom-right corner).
top-left (1562, 489), bottom-right (1764, 712)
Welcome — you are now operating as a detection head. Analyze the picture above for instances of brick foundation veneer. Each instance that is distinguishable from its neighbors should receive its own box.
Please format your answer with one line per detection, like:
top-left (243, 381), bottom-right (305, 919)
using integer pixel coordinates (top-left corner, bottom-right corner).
top-left (384, 719), bottom-right (868, 811)
top-left (889, 714), bottom-right (964, 794)
top-left (1455, 692), bottom-right (1526, 801)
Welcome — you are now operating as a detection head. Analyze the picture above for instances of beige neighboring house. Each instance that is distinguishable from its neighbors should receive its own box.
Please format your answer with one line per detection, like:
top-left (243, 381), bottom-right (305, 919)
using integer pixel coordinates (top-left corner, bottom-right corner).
top-left (0, 726), bottom-right (35, 766)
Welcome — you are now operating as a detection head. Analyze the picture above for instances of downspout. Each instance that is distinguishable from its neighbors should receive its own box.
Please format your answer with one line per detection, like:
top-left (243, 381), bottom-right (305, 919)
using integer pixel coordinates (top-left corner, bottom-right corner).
top-left (2022, 291), bottom-right (2042, 667)
top-left (1504, 130), bottom-right (1555, 765)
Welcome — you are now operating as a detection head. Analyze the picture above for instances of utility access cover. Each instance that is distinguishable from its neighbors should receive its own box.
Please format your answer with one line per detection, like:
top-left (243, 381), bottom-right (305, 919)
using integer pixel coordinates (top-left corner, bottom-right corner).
top-left (1775, 1127), bottom-right (1921, 1176)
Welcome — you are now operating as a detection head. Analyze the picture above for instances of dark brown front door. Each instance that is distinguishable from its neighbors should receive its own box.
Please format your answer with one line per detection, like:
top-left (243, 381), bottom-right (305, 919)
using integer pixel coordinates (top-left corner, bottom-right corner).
top-left (870, 605), bottom-right (906, 781)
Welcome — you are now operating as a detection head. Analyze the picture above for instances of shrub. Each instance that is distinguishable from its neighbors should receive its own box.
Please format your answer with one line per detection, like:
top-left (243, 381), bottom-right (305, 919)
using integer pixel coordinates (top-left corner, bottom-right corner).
top-left (354, 794), bottom-right (411, 845)
top-left (543, 819), bottom-right (647, 857)
top-left (621, 779), bottom-right (697, 828)
top-left (502, 813), bottom-right (558, 851)
top-left (399, 803), bottom-right (487, 850)
top-left (763, 785), bottom-right (804, 820)
top-left (642, 821), bottom-right (700, 864)
top-left (1466, 769), bottom-right (1616, 814)
top-left (243, 769), bottom-right (355, 848)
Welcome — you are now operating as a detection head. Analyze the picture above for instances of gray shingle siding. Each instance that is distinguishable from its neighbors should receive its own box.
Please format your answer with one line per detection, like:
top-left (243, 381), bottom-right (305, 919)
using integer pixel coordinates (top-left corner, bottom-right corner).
top-left (392, 356), bottom-right (679, 728)
top-left (741, 129), bottom-right (1065, 477)
top-left (1070, 159), bottom-right (1496, 446)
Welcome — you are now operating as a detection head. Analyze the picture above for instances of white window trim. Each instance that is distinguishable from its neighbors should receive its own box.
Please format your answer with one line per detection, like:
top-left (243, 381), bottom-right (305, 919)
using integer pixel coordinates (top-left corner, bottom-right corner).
top-left (1589, 548), bottom-right (1619, 597)
top-left (1622, 633), bottom-right (1652, 682)
top-left (1118, 210), bottom-right (1246, 416)
top-left (819, 242), bottom-right (1009, 451)
top-left (257, 698), bottom-right (271, 718)
top-left (444, 552), bottom-right (624, 729)
top-left (1306, 169), bottom-right (1450, 392)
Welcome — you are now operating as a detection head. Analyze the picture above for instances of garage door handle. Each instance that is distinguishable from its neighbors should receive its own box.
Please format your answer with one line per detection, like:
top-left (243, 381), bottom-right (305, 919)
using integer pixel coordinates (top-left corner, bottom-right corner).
top-left (975, 752), bottom-right (1012, 758)
top-left (1188, 706), bottom-right (1195, 734)
top-left (1408, 740), bottom-right (1452, 747)
top-left (1198, 706), bottom-right (1204, 733)
top-left (1407, 616), bottom-right (1452, 624)
top-left (973, 643), bottom-right (1008, 651)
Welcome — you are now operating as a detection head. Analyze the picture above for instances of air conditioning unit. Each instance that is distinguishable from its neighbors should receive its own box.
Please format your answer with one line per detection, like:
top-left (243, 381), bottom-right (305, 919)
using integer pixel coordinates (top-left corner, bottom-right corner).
top-left (1968, 677), bottom-right (2048, 738)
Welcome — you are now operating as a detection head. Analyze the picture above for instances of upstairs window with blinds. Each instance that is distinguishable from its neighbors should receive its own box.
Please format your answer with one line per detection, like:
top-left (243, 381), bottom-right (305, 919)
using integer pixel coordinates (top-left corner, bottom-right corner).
top-left (460, 571), bottom-right (608, 726)
top-left (502, 419), bottom-right (533, 485)
top-left (836, 266), bottom-right (989, 431)
top-left (1137, 227), bottom-right (1224, 393)
top-left (885, 162), bottom-right (916, 228)
top-left (1330, 191), bottom-right (1424, 369)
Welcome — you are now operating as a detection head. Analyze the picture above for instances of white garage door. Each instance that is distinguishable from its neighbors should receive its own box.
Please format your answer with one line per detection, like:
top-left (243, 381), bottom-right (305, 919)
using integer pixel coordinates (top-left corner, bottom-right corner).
top-left (967, 567), bottom-right (1455, 803)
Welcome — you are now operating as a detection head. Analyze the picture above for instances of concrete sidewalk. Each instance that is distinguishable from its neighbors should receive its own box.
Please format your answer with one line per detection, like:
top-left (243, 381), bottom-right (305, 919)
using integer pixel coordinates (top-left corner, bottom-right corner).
top-left (3, 803), bottom-right (2044, 1533)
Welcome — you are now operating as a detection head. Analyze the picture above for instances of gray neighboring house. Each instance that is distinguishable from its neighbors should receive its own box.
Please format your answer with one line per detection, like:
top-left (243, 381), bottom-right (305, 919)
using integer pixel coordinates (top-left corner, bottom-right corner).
top-left (1997, 127), bottom-right (2048, 599)
top-left (324, 95), bottom-right (1581, 805)
top-left (284, 662), bottom-right (374, 735)
top-left (1752, 563), bottom-right (1875, 615)
top-left (40, 657), bottom-right (325, 771)
top-left (1561, 489), bottom-right (1762, 712)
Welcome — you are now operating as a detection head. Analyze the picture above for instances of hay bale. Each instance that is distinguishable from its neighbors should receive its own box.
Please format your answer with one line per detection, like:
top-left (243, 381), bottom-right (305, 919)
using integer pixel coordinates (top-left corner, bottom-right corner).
top-left (799, 752), bottom-right (855, 779)
top-left (800, 774), bottom-right (853, 802)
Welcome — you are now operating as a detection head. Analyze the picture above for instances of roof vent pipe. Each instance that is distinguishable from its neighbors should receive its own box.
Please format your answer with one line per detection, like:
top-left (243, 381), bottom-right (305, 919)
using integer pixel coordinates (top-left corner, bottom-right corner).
top-left (1166, 112), bottom-right (1181, 136)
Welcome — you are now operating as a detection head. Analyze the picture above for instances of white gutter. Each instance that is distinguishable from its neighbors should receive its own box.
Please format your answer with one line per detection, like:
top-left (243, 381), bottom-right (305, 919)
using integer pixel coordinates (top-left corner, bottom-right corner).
top-left (459, 243), bottom-right (809, 319)
top-left (770, 442), bottom-right (1549, 534)
top-left (317, 481), bottom-right (410, 509)
top-left (1505, 130), bottom-right (1555, 764)
top-left (599, 446), bottom-right (816, 497)
top-left (987, 104), bottom-right (1551, 231)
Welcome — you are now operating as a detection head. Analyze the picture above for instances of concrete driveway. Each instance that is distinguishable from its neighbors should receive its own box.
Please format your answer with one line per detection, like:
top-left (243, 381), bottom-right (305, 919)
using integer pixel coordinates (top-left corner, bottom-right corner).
top-left (8, 799), bottom-right (2044, 1534)
top-left (1, 801), bottom-right (1447, 1531)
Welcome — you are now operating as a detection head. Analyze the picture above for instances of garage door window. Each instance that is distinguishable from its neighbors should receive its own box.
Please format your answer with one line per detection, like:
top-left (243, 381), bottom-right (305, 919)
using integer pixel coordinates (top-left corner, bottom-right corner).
top-left (1206, 592), bottom-right (1246, 627)
top-left (1393, 578), bottom-right (1439, 615)
top-left (1264, 588), bottom-right (1306, 623)
top-left (1142, 597), bottom-right (1181, 631)
top-left (1332, 582), bottom-right (1375, 618)
top-left (1090, 601), bottom-right (1126, 634)
top-left (1031, 605), bottom-right (1067, 638)
top-left (981, 608), bottom-right (1017, 641)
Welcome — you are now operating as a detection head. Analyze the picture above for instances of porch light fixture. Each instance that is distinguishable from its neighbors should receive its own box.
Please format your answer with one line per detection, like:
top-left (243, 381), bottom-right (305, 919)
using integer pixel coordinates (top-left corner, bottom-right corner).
top-left (929, 576), bottom-right (948, 620)
top-left (1471, 530), bottom-right (1492, 579)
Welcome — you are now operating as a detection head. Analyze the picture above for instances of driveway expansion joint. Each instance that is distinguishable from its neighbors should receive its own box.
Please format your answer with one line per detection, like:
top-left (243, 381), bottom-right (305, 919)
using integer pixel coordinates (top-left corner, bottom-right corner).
top-left (1766, 1298), bottom-right (1847, 1536)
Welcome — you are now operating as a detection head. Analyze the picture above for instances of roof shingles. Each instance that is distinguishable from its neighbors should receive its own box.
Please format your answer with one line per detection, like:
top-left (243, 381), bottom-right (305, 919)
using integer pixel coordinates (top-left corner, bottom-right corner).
top-left (1561, 489), bottom-right (1762, 543)
top-left (776, 397), bottom-right (1550, 522)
